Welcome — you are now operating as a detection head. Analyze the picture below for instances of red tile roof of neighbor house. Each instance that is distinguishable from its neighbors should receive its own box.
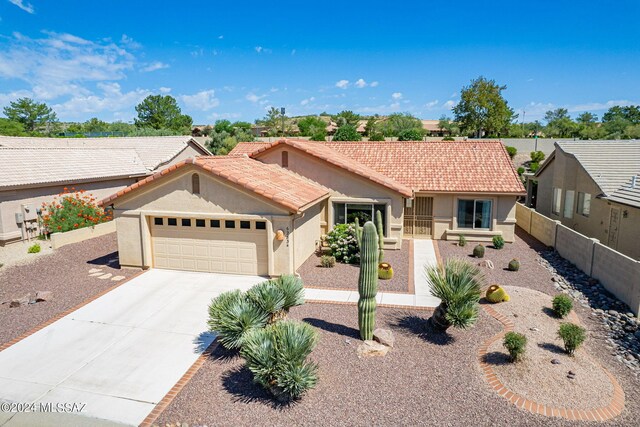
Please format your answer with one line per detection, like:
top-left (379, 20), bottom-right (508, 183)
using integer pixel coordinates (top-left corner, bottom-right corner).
top-left (239, 139), bottom-right (414, 197)
top-left (231, 139), bottom-right (525, 194)
top-left (101, 156), bottom-right (330, 213)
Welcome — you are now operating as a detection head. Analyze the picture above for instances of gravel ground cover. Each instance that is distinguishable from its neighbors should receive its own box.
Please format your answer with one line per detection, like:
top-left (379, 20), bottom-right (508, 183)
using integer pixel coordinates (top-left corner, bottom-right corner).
top-left (486, 286), bottom-right (613, 409)
top-left (0, 233), bottom-right (137, 347)
top-left (298, 240), bottom-right (410, 293)
top-left (0, 239), bottom-right (54, 269)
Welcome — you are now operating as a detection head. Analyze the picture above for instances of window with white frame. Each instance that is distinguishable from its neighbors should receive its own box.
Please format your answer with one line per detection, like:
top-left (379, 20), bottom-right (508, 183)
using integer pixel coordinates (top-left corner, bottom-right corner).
top-left (552, 188), bottom-right (562, 215)
top-left (457, 199), bottom-right (492, 229)
top-left (577, 192), bottom-right (591, 216)
top-left (333, 203), bottom-right (386, 230)
top-left (564, 190), bottom-right (575, 219)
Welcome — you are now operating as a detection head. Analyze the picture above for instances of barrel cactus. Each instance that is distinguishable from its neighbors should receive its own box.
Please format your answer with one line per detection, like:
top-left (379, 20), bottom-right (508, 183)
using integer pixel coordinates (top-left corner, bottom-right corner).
top-left (358, 221), bottom-right (378, 340)
top-left (508, 259), bottom-right (520, 271)
top-left (378, 262), bottom-right (393, 280)
top-left (473, 244), bottom-right (485, 258)
top-left (485, 285), bottom-right (510, 303)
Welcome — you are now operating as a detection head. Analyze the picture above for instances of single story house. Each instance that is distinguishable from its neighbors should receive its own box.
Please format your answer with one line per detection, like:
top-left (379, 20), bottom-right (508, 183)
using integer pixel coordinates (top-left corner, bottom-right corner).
top-left (102, 139), bottom-right (524, 276)
top-left (530, 140), bottom-right (640, 260)
top-left (0, 136), bottom-right (209, 244)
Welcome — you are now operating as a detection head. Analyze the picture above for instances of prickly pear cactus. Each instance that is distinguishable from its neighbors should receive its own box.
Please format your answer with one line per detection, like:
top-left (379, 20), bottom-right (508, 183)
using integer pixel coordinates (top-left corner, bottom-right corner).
top-left (358, 221), bottom-right (378, 340)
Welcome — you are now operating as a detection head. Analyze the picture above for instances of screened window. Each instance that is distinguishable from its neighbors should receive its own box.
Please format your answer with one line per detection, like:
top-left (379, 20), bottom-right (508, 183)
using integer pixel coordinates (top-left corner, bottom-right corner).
top-left (332, 203), bottom-right (386, 230)
top-left (457, 199), bottom-right (492, 229)
top-left (552, 188), bottom-right (562, 215)
top-left (564, 190), bottom-right (575, 219)
top-left (225, 220), bottom-right (236, 229)
top-left (168, 218), bottom-right (177, 226)
top-left (196, 219), bottom-right (206, 227)
top-left (181, 218), bottom-right (191, 227)
top-left (577, 192), bottom-right (591, 216)
top-left (192, 173), bottom-right (200, 194)
top-left (210, 219), bottom-right (220, 228)
top-left (282, 151), bottom-right (289, 167)
top-left (154, 217), bottom-right (163, 226)
top-left (255, 221), bottom-right (267, 230)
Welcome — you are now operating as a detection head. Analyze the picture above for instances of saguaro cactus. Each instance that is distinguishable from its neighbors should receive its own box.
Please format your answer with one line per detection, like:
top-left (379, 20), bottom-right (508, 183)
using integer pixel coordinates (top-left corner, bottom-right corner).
top-left (375, 210), bottom-right (384, 262)
top-left (358, 221), bottom-right (378, 340)
top-left (354, 217), bottom-right (363, 247)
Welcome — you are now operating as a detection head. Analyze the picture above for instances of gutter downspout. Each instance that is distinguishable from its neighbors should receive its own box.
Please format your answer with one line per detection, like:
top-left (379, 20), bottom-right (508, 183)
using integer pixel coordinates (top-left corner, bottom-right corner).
top-left (292, 211), bottom-right (305, 277)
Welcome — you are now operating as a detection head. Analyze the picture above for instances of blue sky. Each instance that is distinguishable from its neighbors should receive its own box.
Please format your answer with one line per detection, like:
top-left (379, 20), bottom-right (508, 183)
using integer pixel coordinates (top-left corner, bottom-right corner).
top-left (1, 0), bottom-right (639, 123)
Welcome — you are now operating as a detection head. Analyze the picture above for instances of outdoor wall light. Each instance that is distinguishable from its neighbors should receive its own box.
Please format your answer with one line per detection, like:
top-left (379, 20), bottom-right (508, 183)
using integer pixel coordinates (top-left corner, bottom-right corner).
top-left (275, 229), bottom-right (285, 241)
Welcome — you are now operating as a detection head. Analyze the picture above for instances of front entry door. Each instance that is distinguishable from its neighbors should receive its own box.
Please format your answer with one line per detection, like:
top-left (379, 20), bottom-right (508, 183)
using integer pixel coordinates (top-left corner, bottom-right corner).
top-left (607, 207), bottom-right (621, 250)
top-left (404, 196), bottom-right (434, 238)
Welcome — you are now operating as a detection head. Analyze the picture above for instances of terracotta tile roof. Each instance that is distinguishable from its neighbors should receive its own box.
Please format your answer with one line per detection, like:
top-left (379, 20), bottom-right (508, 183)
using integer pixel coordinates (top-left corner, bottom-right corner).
top-left (248, 139), bottom-right (414, 197)
top-left (228, 141), bottom-right (273, 156)
top-left (101, 156), bottom-right (330, 213)
top-left (0, 136), bottom-right (209, 170)
top-left (234, 139), bottom-right (525, 194)
top-left (0, 148), bottom-right (149, 189)
top-left (325, 140), bottom-right (525, 193)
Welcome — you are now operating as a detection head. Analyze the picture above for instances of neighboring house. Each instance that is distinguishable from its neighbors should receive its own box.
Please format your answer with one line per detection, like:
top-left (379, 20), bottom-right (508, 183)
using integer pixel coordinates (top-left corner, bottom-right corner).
top-left (102, 139), bottom-right (524, 276)
top-left (0, 136), bottom-right (210, 244)
top-left (531, 140), bottom-right (640, 260)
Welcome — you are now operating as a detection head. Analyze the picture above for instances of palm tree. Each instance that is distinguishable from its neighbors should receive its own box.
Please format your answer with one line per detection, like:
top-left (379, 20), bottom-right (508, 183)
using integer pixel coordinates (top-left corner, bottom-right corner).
top-left (425, 258), bottom-right (484, 332)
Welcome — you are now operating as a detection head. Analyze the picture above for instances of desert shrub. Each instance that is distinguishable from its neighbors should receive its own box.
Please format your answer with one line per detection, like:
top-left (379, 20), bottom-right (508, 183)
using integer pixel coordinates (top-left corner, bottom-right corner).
top-left (503, 332), bottom-right (527, 362)
top-left (368, 132), bottom-right (385, 141)
top-left (473, 244), bottom-right (485, 258)
top-left (529, 162), bottom-right (540, 173)
top-left (320, 255), bottom-right (336, 268)
top-left (241, 320), bottom-right (319, 401)
top-left (492, 235), bottom-right (505, 249)
top-left (558, 323), bottom-right (586, 356)
top-left (458, 235), bottom-right (467, 247)
top-left (506, 146), bottom-right (517, 159)
top-left (530, 150), bottom-right (545, 163)
top-left (442, 136), bottom-right (455, 141)
top-left (517, 166), bottom-right (525, 175)
top-left (326, 223), bottom-right (360, 264)
top-left (28, 243), bottom-right (41, 254)
top-left (552, 294), bottom-right (573, 318)
top-left (397, 128), bottom-right (424, 141)
top-left (425, 258), bottom-right (484, 330)
top-left (42, 188), bottom-right (110, 234)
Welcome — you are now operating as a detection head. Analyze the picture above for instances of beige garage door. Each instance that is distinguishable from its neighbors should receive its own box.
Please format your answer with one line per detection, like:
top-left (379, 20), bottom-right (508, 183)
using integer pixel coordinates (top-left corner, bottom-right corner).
top-left (151, 217), bottom-right (269, 275)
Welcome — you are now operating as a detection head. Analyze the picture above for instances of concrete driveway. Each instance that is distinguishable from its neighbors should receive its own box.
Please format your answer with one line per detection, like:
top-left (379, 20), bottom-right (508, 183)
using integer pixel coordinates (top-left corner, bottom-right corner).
top-left (0, 269), bottom-right (264, 426)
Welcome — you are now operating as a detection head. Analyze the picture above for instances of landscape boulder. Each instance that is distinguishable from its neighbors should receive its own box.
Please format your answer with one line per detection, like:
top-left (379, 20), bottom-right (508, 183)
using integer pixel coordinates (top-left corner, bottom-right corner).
top-left (373, 328), bottom-right (395, 348)
top-left (35, 291), bottom-right (53, 302)
top-left (357, 340), bottom-right (389, 358)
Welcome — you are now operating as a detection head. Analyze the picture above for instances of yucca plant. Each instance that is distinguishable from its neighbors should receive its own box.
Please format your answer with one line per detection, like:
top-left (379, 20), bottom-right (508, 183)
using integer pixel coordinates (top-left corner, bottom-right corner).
top-left (208, 290), bottom-right (269, 350)
top-left (271, 275), bottom-right (305, 312)
top-left (241, 320), bottom-right (319, 401)
top-left (425, 258), bottom-right (484, 332)
top-left (247, 281), bottom-right (286, 323)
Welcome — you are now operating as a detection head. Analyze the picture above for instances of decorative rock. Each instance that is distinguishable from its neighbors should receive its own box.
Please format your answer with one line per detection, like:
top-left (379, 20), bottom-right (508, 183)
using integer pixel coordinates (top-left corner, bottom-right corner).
top-left (35, 291), bottom-right (53, 302)
top-left (9, 294), bottom-right (31, 308)
top-left (88, 268), bottom-right (102, 274)
top-left (97, 273), bottom-right (112, 280)
top-left (551, 359), bottom-right (561, 365)
top-left (478, 260), bottom-right (494, 269)
top-left (111, 275), bottom-right (125, 281)
top-left (530, 327), bottom-right (540, 332)
top-left (373, 328), bottom-right (395, 348)
top-left (357, 340), bottom-right (389, 357)
top-left (89, 272), bottom-right (104, 277)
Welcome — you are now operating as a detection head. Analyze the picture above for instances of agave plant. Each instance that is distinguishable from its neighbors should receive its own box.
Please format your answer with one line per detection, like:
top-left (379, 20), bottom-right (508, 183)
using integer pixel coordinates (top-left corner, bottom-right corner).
top-left (208, 290), bottom-right (269, 350)
top-left (425, 258), bottom-right (484, 332)
top-left (241, 320), bottom-right (319, 401)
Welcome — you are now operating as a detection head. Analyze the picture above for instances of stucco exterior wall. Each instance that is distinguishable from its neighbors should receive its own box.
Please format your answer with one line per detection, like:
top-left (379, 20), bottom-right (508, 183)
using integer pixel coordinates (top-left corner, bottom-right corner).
top-left (535, 149), bottom-right (640, 260)
top-left (111, 165), bottom-right (322, 276)
top-left (0, 177), bottom-right (135, 244)
top-left (255, 145), bottom-right (405, 249)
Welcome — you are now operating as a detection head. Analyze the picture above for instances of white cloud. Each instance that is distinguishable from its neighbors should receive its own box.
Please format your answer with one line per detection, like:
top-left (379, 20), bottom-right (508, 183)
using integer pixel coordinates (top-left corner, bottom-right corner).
top-left (159, 87), bottom-right (171, 93)
top-left (218, 35), bottom-right (224, 39)
top-left (0, 31), bottom-right (136, 100)
top-left (443, 100), bottom-right (456, 109)
top-left (254, 46), bottom-right (263, 53)
top-left (425, 100), bottom-right (439, 109)
top-left (8, 0), bottom-right (34, 14)
top-left (335, 79), bottom-right (349, 89)
top-left (520, 99), bottom-right (638, 121)
top-left (355, 78), bottom-right (367, 88)
top-left (370, 81), bottom-right (379, 87)
top-left (391, 92), bottom-right (403, 100)
top-left (141, 61), bottom-right (169, 72)
top-left (300, 96), bottom-right (315, 106)
top-left (245, 92), bottom-right (266, 103)
top-left (180, 89), bottom-right (219, 111)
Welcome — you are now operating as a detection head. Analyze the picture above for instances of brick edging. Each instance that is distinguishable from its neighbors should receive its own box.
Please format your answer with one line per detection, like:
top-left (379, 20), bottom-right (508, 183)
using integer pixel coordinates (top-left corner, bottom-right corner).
top-left (479, 304), bottom-right (625, 421)
top-left (0, 269), bottom-right (146, 353)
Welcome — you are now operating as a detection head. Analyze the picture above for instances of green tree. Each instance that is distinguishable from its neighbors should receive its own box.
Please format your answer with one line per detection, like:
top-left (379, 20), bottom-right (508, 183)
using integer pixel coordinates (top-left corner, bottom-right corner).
top-left (297, 116), bottom-right (327, 136)
top-left (83, 117), bottom-right (109, 133)
top-left (380, 113), bottom-right (423, 137)
top-left (332, 110), bottom-right (361, 127)
top-left (368, 132), bottom-right (385, 141)
top-left (397, 128), bottom-right (424, 141)
top-left (437, 115), bottom-right (460, 136)
top-left (576, 112), bottom-right (597, 124)
top-left (134, 95), bottom-right (192, 132)
top-left (256, 107), bottom-right (286, 136)
top-left (603, 105), bottom-right (640, 124)
top-left (332, 124), bottom-right (361, 141)
top-left (3, 98), bottom-right (58, 132)
top-left (452, 76), bottom-right (516, 137)
top-left (363, 117), bottom-right (378, 137)
top-left (310, 129), bottom-right (327, 141)
top-left (0, 118), bottom-right (27, 136)
top-left (107, 121), bottom-right (136, 134)
top-left (544, 108), bottom-right (577, 138)
top-left (207, 120), bottom-right (255, 155)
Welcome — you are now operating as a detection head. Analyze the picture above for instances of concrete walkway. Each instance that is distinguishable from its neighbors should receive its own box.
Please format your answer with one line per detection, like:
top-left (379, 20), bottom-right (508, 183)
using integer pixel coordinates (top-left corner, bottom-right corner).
top-left (305, 239), bottom-right (441, 308)
top-left (0, 269), bottom-right (264, 427)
